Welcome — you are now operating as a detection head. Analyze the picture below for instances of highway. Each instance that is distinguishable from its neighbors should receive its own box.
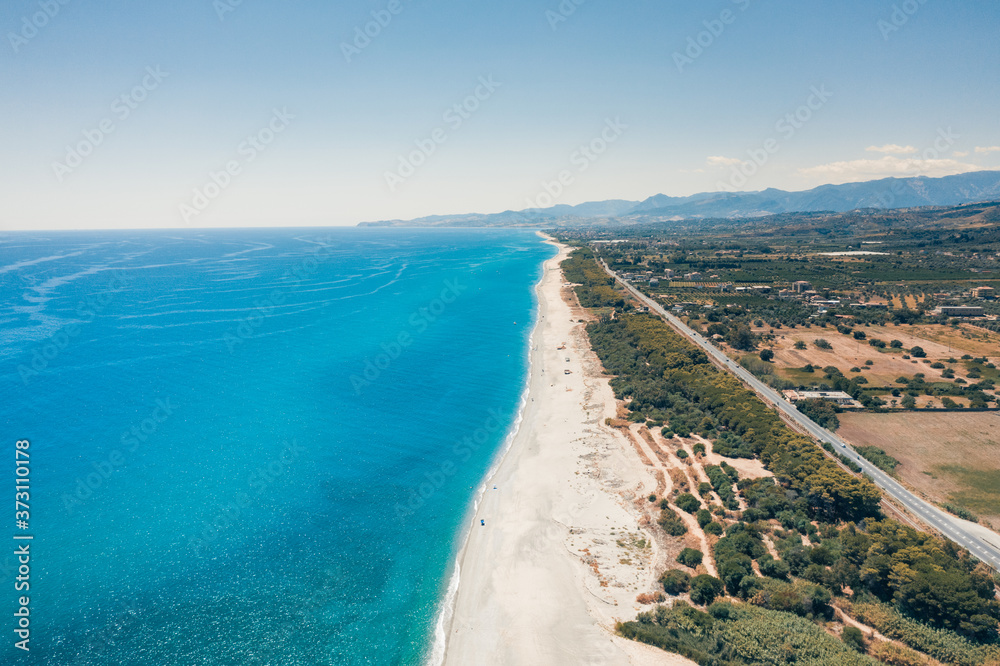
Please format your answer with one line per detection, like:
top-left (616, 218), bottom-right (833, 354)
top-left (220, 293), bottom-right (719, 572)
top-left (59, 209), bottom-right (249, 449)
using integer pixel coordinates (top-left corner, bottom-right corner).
top-left (601, 260), bottom-right (1000, 572)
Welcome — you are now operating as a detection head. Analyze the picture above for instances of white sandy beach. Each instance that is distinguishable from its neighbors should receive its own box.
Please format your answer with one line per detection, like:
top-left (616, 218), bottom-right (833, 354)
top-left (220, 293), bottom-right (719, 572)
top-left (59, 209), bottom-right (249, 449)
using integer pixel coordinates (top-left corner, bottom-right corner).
top-left (441, 239), bottom-right (696, 666)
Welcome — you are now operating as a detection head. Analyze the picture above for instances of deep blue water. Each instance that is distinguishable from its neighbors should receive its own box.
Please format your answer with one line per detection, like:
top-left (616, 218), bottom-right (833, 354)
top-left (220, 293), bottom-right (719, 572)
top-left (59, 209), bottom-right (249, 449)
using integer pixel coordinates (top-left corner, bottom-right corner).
top-left (0, 228), bottom-right (553, 665)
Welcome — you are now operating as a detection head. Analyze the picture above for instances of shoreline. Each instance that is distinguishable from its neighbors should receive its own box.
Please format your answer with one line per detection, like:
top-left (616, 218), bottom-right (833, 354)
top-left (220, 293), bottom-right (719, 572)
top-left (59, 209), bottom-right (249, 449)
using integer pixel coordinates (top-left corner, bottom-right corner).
top-left (427, 233), bottom-right (553, 666)
top-left (426, 232), bottom-right (554, 666)
top-left (438, 236), bottom-right (695, 665)
top-left (428, 324), bottom-right (538, 666)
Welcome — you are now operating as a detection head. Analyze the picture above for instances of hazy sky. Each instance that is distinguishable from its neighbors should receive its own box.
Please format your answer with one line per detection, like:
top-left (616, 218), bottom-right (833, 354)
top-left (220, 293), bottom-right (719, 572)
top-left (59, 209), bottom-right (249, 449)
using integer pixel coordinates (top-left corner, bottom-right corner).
top-left (3, 0), bottom-right (999, 229)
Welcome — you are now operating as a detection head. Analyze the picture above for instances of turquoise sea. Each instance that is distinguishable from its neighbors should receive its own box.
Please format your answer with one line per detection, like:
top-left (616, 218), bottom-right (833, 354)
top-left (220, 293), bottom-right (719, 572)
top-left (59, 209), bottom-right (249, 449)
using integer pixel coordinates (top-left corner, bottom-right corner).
top-left (0, 228), bottom-right (553, 665)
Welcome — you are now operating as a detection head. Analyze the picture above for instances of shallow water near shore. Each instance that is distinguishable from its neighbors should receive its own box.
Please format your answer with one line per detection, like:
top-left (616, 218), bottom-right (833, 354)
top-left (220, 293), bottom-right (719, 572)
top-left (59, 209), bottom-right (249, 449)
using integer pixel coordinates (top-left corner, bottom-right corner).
top-left (0, 227), bottom-right (553, 665)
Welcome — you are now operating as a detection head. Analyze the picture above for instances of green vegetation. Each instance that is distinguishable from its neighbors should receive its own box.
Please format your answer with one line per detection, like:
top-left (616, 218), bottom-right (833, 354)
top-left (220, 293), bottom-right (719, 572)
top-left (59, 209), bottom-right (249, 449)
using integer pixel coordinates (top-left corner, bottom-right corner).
top-left (675, 492), bottom-right (702, 514)
top-left (586, 314), bottom-right (882, 522)
top-left (856, 446), bottom-right (900, 475)
top-left (658, 506), bottom-right (688, 536)
top-left (750, 577), bottom-right (833, 620)
top-left (560, 247), bottom-right (625, 308)
top-left (943, 503), bottom-right (979, 523)
top-left (689, 575), bottom-right (724, 605)
top-left (937, 464), bottom-right (1000, 518)
top-left (841, 626), bottom-right (865, 653)
top-left (618, 602), bottom-right (879, 665)
top-left (850, 601), bottom-right (1000, 666)
top-left (842, 520), bottom-right (999, 640)
top-left (677, 548), bottom-right (704, 568)
top-left (561, 249), bottom-right (1000, 664)
top-left (796, 398), bottom-right (841, 430)
top-left (704, 521), bottom-right (724, 536)
top-left (660, 569), bottom-right (691, 595)
top-left (705, 464), bottom-right (740, 510)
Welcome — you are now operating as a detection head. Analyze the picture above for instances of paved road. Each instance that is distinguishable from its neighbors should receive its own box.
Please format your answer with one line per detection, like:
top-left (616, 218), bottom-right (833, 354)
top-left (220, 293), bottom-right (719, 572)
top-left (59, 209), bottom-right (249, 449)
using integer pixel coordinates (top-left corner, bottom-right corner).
top-left (602, 260), bottom-right (1000, 572)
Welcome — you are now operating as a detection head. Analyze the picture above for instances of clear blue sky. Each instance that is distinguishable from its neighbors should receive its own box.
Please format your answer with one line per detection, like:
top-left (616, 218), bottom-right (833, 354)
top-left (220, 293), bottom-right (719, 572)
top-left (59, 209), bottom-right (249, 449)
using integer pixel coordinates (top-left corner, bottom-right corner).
top-left (2, 0), bottom-right (999, 229)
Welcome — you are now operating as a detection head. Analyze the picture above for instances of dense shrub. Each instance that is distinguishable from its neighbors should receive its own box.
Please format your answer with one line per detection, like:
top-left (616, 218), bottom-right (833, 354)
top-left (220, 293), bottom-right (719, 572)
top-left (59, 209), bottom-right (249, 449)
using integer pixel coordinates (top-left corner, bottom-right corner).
top-left (796, 398), bottom-right (840, 430)
top-left (705, 465), bottom-right (738, 507)
top-left (713, 432), bottom-right (754, 458)
top-left (562, 248), bottom-right (625, 308)
top-left (850, 601), bottom-right (1000, 665)
top-left (749, 578), bottom-right (833, 619)
top-left (689, 575), bottom-right (724, 605)
top-left (758, 555), bottom-right (790, 579)
top-left (856, 446), bottom-right (899, 474)
top-left (660, 569), bottom-right (691, 595)
top-left (942, 504), bottom-right (978, 522)
top-left (842, 626), bottom-right (865, 652)
top-left (619, 602), bottom-right (878, 665)
top-left (844, 521), bottom-right (1000, 640)
top-left (714, 527), bottom-right (765, 595)
top-left (675, 493), bottom-right (702, 514)
top-left (678, 548), bottom-right (704, 568)
top-left (696, 508), bottom-right (713, 528)
top-left (658, 507), bottom-right (688, 536)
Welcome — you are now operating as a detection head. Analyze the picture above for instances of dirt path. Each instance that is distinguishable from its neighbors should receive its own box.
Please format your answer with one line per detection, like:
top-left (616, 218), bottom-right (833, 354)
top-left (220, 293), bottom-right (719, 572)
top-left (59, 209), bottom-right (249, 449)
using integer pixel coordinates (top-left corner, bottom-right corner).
top-left (832, 606), bottom-right (940, 663)
top-left (629, 425), bottom-right (718, 577)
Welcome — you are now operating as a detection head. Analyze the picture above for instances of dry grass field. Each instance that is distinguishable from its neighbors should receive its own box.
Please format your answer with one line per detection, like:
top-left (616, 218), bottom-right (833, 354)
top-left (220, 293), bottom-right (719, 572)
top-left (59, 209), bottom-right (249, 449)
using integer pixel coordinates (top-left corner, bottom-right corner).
top-left (753, 323), bottom-right (999, 389)
top-left (907, 323), bottom-right (1000, 357)
top-left (839, 411), bottom-right (1000, 527)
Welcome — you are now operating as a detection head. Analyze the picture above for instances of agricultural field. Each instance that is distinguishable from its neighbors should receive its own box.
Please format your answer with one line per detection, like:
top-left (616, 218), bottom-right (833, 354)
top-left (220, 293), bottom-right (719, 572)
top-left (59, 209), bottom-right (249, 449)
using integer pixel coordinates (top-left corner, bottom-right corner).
top-left (889, 293), bottom-right (926, 310)
top-left (838, 411), bottom-right (1000, 528)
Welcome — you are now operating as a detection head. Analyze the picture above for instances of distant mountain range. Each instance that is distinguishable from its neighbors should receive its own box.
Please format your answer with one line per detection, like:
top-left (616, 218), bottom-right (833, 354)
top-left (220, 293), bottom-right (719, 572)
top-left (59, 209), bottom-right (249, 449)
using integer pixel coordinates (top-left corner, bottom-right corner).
top-left (358, 170), bottom-right (1000, 227)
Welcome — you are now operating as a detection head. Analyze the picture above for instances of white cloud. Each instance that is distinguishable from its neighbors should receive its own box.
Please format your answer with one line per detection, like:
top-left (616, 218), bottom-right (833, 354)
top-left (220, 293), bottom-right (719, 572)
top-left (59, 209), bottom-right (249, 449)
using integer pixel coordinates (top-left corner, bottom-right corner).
top-left (800, 155), bottom-right (982, 183)
top-left (706, 155), bottom-right (742, 167)
top-left (953, 151), bottom-right (969, 157)
top-left (975, 146), bottom-right (1000, 154)
top-left (865, 144), bottom-right (917, 155)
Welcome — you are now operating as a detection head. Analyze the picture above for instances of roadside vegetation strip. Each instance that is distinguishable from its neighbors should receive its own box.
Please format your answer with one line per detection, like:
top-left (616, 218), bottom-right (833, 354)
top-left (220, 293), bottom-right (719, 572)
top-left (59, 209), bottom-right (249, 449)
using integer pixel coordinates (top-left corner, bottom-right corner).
top-left (855, 446), bottom-right (901, 476)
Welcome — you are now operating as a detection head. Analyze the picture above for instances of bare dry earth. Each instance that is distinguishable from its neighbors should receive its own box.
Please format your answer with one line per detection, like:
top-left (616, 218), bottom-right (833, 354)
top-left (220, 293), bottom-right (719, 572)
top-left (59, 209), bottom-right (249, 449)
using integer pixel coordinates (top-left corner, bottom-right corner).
top-left (761, 324), bottom-right (995, 387)
top-left (839, 411), bottom-right (1000, 528)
